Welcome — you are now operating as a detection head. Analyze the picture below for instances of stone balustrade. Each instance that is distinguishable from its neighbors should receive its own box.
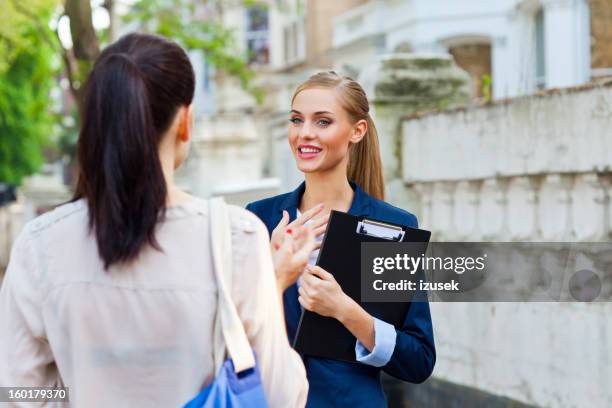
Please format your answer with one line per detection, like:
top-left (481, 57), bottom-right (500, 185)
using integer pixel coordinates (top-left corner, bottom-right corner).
top-left (413, 172), bottom-right (612, 242)
top-left (401, 81), bottom-right (612, 243)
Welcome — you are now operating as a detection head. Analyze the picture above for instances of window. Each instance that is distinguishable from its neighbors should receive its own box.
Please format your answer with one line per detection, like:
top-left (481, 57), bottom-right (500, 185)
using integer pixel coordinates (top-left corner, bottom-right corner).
top-left (283, 18), bottom-right (305, 66)
top-left (245, 6), bottom-right (270, 65)
top-left (449, 43), bottom-right (492, 98)
top-left (534, 8), bottom-right (546, 89)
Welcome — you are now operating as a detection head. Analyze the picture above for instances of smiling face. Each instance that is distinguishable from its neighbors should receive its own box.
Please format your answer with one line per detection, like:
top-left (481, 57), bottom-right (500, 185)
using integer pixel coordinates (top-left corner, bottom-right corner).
top-left (289, 87), bottom-right (366, 175)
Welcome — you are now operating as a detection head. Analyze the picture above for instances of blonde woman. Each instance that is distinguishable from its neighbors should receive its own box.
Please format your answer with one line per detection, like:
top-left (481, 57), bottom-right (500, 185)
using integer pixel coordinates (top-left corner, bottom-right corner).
top-left (247, 71), bottom-right (435, 407)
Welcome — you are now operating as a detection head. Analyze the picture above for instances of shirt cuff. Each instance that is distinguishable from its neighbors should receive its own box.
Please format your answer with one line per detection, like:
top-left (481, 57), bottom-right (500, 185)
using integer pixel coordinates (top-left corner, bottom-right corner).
top-left (355, 318), bottom-right (397, 367)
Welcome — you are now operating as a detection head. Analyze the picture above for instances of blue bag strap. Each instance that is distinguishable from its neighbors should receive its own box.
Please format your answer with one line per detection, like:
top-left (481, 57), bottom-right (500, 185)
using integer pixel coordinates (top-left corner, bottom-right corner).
top-left (209, 197), bottom-right (256, 373)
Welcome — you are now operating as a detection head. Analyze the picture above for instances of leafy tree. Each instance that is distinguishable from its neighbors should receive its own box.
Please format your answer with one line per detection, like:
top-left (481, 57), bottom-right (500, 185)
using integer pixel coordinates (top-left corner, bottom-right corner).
top-left (0, 0), bottom-right (266, 185)
top-left (53, 0), bottom-right (264, 104)
top-left (128, 0), bottom-right (263, 102)
top-left (0, 1), bottom-right (58, 185)
top-left (0, 0), bottom-right (60, 74)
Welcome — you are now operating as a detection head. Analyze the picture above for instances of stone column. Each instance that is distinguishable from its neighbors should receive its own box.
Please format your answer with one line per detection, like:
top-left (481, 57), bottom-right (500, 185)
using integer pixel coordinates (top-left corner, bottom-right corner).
top-left (185, 112), bottom-right (261, 198)
top-left (358, 53), bottom-right (471, 220)
top-left (20, 164), bottom-right (70, 222)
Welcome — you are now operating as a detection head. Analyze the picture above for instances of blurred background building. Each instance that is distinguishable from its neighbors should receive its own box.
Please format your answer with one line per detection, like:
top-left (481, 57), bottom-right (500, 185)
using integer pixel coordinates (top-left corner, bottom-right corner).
top-left (176, 0), bottom-right (609, 202)
top-left (1, 0), bottom-right (611, 407)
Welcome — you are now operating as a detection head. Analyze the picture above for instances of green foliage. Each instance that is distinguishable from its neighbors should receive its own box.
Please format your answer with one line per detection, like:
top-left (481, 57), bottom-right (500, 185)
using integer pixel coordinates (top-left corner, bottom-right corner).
top-left (0, 3), bottom-right (57, 185)
top-left (481, 74), bottom-right (492, 103)
top-left (127, 0), bottom-right (264, 103)
top-left (0, 0), bottom-right (268, 184)
top-left (0, 0), bottom-right (60, 74)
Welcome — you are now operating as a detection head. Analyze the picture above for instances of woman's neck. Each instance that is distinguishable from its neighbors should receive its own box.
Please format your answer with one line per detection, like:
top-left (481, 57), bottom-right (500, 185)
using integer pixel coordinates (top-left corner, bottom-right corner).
top-left (160, 148), bottom-right (192, 207)
top-left (301, 167), bottom-right (354, 214)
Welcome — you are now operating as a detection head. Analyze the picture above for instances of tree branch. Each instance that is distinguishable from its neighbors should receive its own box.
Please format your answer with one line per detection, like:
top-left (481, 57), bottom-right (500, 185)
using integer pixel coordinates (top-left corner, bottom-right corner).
top-left (53, 20), bottom-right (79, 98)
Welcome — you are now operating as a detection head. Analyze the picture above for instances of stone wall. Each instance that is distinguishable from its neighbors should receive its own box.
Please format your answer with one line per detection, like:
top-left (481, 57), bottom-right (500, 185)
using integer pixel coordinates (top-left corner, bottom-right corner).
top-left (398, 81), bottom-right (612, 408)
top-left (402, 82), bottom-right (612, 242)
top-left (0, 203), bottom-right (24, 277)
top-left (358, 52), bottom-right (472, 225)
top-left (0, 165), bottom-right (71, 275)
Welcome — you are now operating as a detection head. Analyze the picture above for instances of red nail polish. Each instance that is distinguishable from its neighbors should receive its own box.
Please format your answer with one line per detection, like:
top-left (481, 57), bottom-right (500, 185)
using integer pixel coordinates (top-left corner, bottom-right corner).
top-left (286, 228), bottom-right (292, 234)
top-left (273, 243), bottom-right (280, 250)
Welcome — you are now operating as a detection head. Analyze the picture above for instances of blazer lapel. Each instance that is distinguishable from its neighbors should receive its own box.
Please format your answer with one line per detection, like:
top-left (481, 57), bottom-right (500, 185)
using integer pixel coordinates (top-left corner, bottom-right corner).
top-left (347, 181), bottom-right (372, 217)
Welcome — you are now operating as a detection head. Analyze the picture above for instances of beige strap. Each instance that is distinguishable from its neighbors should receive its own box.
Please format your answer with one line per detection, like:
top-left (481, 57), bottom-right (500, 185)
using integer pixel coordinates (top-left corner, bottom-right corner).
top-left (209, 197), bottom-right (256, 373)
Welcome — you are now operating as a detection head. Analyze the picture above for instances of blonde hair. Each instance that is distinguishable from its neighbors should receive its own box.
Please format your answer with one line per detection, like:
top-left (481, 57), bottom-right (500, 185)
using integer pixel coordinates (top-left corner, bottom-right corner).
top-left (291, 71), bottom-right (385, 200)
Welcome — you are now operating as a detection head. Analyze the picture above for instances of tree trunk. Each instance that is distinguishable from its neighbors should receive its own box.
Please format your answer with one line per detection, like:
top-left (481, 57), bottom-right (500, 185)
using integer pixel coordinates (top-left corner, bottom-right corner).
top-left (65, 0), bottom-right (100, 61)
top-left (103, 0), bottom-right (116, 42)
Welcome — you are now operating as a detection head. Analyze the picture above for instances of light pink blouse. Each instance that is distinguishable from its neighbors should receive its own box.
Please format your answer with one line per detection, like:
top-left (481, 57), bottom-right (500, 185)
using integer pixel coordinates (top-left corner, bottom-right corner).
top-left (0, 199), bottom-right (307, 407)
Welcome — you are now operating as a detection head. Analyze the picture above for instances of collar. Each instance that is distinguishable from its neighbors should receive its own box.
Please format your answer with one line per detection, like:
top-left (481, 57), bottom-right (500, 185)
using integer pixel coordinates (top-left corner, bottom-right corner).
top-left (278, 180), bottom-right (372, 219)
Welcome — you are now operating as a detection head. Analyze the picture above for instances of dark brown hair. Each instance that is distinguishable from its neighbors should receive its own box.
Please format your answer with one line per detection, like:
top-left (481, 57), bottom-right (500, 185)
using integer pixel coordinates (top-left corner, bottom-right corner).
top-left (73, 33), bottom-right (195, 269)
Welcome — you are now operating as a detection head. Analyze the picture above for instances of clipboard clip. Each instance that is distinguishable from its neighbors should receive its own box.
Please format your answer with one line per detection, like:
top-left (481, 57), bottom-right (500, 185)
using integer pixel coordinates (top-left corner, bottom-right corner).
top-left (356, 219), bottom-right (405, 241)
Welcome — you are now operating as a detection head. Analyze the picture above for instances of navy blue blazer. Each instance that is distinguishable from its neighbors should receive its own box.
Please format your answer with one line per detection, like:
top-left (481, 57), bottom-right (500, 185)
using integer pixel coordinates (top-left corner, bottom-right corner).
top-left (246, 182), bottom-right (435, 408)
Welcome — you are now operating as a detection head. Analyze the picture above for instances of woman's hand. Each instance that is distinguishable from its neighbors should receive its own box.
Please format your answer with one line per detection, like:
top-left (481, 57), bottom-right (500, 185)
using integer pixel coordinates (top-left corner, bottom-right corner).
top-left (271, 205), bottom-right (329, 291)
top-left (272, 223), bottom-right (314, 291)
top-left (299, 265), bottom-right (376, 351)
top-left (298, 265), bottom-right (353, 319)
top-left (270, 204), bottom-right (328, 252)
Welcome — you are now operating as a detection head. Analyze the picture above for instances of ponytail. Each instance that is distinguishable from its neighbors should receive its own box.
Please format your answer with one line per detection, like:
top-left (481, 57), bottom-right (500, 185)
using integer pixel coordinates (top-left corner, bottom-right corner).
top-left (347, 114), bottom-right (385, 200)
top-left (74, 33), bottom-right (195, 269)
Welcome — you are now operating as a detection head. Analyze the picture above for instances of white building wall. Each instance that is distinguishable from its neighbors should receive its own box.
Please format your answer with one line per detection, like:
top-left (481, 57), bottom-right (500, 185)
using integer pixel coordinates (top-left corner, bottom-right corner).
top-left (328, 2), bottom-right (382, 74)
top-left (543, 0), bottom-right (591, 88)
top-left (332, 0), bottom-right (592, 99)
top-left (432, 302), bottom-right (611, 408)
top-left (400, 82), bottom-right (612, 408)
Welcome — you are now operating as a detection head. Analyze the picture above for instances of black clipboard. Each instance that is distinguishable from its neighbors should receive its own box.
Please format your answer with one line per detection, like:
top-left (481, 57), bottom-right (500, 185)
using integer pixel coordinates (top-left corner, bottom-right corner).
top-left (293, 210), bottom-right (431, 363)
